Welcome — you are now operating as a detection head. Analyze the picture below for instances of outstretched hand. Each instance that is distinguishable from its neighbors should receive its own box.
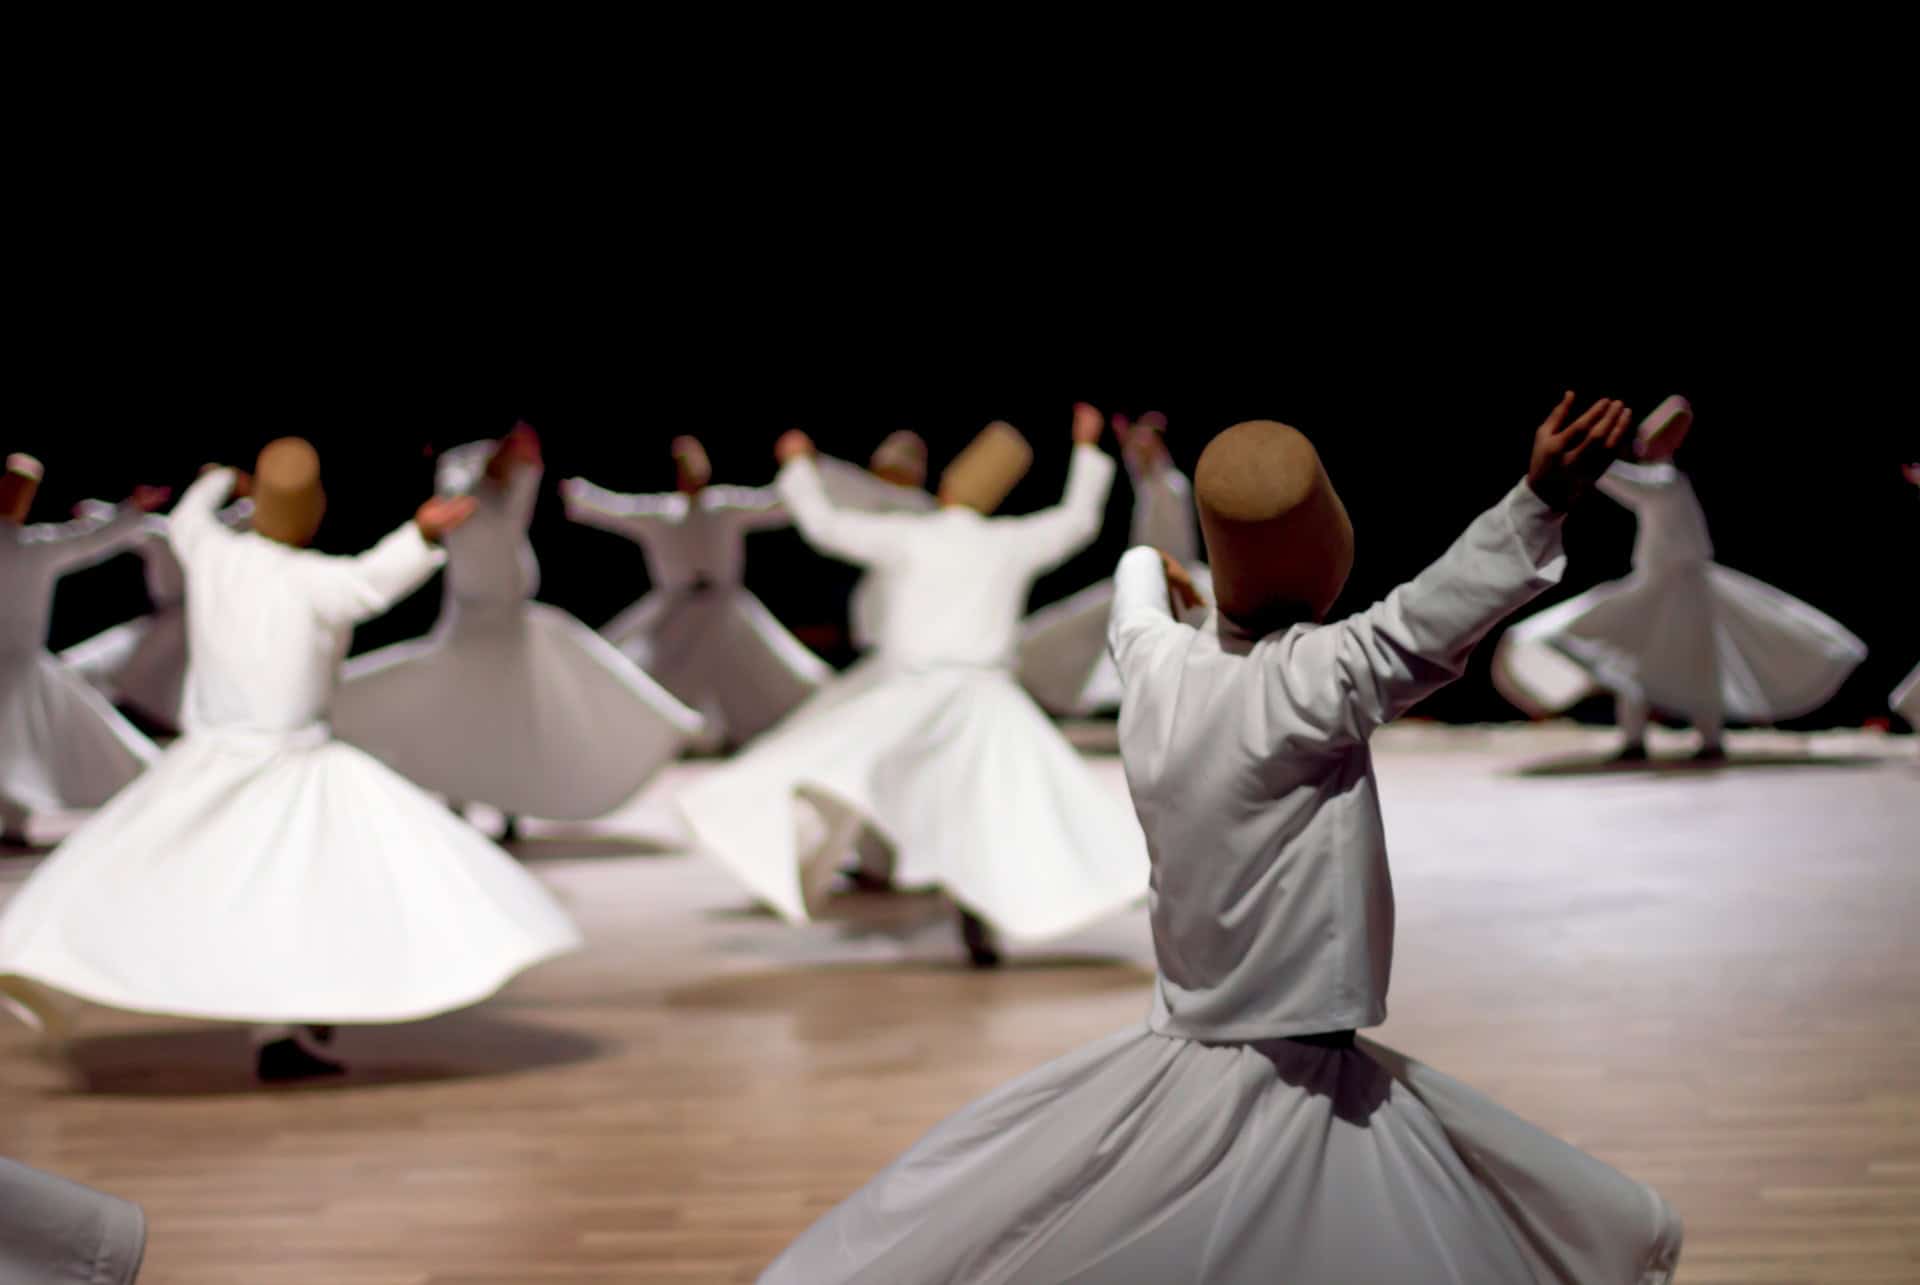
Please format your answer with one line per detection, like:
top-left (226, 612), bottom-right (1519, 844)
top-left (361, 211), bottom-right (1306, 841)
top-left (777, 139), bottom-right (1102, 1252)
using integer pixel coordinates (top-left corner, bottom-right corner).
top-left (198, 464), bottom-right (253, 497)
top-left (1160, 549), bottom-right (1206, 614)
top-left (775, 429), bottom-right (816, 466)
top-left (415, 495), bottom-right (478, 542)
top-left (1071, 402), bottom-right (1104, 446)
top-left (129, 485), bottom-right (172, 512)
top-left (1527, 393), bottom-right (1633, 511)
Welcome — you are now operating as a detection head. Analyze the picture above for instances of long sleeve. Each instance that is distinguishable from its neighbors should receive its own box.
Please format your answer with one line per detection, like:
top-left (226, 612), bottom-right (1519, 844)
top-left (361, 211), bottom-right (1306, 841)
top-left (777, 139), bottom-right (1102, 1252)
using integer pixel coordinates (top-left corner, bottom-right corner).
top-left (560, 478), bottom-right (679, 540)
top-left (1277, 481), bottom-right (1567, 749)
top-left (166, 468), bottom-right (239, 568)
top-left (1108, 545), bottom-right (1181, 679)
top-left (30, 499), bottom-right (150, 575)
top-left (703, 484), bottom-right (790, 533)
top-left (813, 456), bottom-right (935, 514)
top-left (776, 457), bottom-right (900, 567)
top-left (1003, 445), bottom-right (1118, 572)
top-left (308, 522), bottom-right (447, 628)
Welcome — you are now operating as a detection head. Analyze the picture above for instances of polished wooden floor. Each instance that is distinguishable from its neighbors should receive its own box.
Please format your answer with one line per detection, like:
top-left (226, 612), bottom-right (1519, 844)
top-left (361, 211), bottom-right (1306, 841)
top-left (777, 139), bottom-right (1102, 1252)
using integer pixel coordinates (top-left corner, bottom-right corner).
top-left (3, 725), bottom-right (1916, 1284)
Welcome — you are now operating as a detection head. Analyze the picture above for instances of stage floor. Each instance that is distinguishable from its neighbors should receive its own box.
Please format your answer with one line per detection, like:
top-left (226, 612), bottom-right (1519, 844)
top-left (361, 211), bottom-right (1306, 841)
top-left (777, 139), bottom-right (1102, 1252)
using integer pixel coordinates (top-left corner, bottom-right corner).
top-left (3, 724), bottom-right (1915, 1284)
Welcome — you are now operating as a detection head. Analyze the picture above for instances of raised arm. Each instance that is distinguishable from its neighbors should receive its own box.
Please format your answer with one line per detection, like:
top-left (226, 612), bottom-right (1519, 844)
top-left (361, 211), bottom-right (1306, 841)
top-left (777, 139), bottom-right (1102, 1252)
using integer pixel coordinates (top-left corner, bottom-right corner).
top-left (813, 455), bottom-right (936, 514)
top-left (559, 478), bottom-right (680, 539)
top-left (775, 453), bottom-right (900, 567)
top-left (703, 484), bottom-right (790, 533)
top-left (1002, 444), bottom-right (1117, 572)
top-left (308, 522), bottom-right (449, 628)
top-left (166, 468), bottom-right (241, 568)
top-left (1276, 394), bottom-right (1631, 749)
top-left (33, 493), bottom-right (161, 575)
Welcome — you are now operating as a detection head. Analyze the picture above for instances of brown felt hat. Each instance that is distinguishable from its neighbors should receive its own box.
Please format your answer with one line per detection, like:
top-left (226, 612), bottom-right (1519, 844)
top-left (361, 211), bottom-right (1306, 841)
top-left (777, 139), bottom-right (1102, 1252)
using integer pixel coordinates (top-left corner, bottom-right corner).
top-left (0, 453), bottom-right (44, 524)
top-left (939, 422), bottom-right (1032, 515)
top-left (252, 438), bottom-right (326, 547)
top-left (1196, 421), bottom-right (1354, 627)
top-left (1635, 395), bottom-right (1693, 462)
top-left (672, 435), bottom-right (712, 492)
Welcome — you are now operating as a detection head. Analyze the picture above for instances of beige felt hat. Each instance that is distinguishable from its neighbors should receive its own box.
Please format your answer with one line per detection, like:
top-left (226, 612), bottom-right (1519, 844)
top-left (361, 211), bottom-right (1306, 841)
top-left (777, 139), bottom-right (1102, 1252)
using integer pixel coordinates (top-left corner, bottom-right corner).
top-left (939, 422), bottom-right (1033, 515)
top-left (1635, 395), bottom-right (1693, 461)
top-left (1196, 421), bottom-right (1354, 627)
top-left (869, 431), bottom-right (929, 487)
top-left (252, 438), bottom-right (326, 547)
top-left (0, 453), bottom-right (44, 523)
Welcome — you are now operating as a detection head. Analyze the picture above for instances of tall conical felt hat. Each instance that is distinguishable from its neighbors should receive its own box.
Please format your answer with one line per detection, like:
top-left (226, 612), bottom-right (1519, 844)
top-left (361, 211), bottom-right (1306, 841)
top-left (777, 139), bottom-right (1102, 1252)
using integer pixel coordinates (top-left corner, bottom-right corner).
top-left (1635, 395), bottom-right (1693, 461)
top-left (0, 453), bottom-right (44, 523)
top-left (869, 431), bottom-right (928, 486)
top-left (1196, 421), bottom-right (1354, 627)
top-left (940, 421), bottom-right (1033, 515)
top-left (252, 437), bottom-right (325, 547)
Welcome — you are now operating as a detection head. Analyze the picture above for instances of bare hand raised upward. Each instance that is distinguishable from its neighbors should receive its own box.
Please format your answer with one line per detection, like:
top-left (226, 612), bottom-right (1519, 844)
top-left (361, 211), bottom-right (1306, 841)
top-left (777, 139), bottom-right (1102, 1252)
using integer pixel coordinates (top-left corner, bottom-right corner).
top-left (1527, 393), bottom-right (1633, 511)
top-left (1071, 403), bottom-right (1104, 446)
top-left (775, 430), bottom-right (816, 466)
top-left (415, 495), bottom-right (477, 543)
top-left (1160, 550), bottom-right (1206, 614)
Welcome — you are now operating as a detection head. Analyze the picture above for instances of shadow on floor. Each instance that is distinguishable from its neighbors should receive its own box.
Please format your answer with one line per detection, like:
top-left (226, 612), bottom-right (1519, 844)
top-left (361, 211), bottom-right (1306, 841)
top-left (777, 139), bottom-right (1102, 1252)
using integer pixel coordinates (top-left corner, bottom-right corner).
top-left (1512, 751), bottom-right (1887, 778)
top-left (663, 955), bottom-right (1153, 1013)
top-left (55, 1011), bottom-right (606, 1098)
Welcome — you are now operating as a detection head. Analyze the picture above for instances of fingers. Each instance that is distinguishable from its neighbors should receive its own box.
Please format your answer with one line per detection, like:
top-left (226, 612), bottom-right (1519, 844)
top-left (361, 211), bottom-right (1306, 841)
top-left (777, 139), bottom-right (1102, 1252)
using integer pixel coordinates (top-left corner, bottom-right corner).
top-left (1601, 402), bottom-right (1633, 453)
top-left (1561, 395), bottom-right (1615, 439)
top-left (1538, 391), bottom-right (1576, 437)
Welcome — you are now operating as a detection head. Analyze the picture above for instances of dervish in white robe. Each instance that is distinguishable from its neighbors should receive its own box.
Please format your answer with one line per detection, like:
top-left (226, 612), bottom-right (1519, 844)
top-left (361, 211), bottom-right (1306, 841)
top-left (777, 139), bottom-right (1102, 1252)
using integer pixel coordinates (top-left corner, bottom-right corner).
top-left (678, 426), bottom-right (1149, 962)
top-left (0, 460), bottom-right (581, 1077)
top-left (1, 489), bottom-right (160, 844)
top-left (762, 406), bottom-right (1683, 1285)
top-left (60, 499), bottom-right (251, 735)
top-left (812, 451), bottom-right (938, 655)
top-left (1018, 417), bottom-right (1212, 715)
top-left (334, 432), bottom-right (704, 827)
top-left (562, 453), bottom-right (830, 750)
top-left (1495, 437), bottom-right (1866, 758)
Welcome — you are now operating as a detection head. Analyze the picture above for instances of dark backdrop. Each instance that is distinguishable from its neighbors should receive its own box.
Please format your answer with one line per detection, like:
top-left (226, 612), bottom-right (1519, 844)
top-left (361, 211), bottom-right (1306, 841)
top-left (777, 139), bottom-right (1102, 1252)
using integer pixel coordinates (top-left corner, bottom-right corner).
top-left (15, 264), bottom-right (1916, 731)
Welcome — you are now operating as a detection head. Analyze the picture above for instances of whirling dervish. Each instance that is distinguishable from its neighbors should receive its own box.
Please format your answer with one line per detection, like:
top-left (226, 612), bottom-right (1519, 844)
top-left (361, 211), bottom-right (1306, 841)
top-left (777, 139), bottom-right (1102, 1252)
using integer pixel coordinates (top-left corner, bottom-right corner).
top-left (1494, 395), bottom-right (1867, 760)
top-left (760, 396), bottom-right (1684, 1285)
top-left (60, 494), bottom-right (251, 735)
top-left (334, 424), bottom-right (704, 835)
top-left (0, 453), bottom-right (168, 847)
top-left (1018, 411), bottom-right (1212, 715)
top-left (562, 436), bottom-right (829, 750)
top-left (0, 439), bottom-right (582, 1081)
top-left (677, 406), bottom-right (1150, 966)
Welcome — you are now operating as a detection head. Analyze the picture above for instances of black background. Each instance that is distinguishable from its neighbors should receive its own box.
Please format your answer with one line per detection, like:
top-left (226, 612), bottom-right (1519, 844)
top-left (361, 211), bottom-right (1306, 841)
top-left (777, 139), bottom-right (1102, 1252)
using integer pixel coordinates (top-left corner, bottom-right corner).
top-left (12, 163), bottom-right (1914, 730)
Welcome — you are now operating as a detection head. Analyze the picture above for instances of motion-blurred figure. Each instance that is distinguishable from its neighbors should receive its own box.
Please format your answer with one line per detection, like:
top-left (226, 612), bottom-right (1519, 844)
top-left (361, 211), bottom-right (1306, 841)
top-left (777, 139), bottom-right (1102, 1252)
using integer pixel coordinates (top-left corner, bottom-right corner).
top-left (0, 440), bottom-right (581, 1081)
top-left (1018, 411), bottom-right (1213, 714)
top-left (334, 425), bottom-right (704, 838)
top-left (0, 454), bottom-right (167, 846)
top-left (562, 436), bottom-right (829, 751)
top-left (762, 397), bottom-right (1683, 1285)
top-left (1892, 462), bottom-right (1919, 730)
top-left (1494, 396), bottom-right (1866, 759)
top-left (60, 496), bottom-right (251, 735)
top-left (813, 430), bottom-right (937, 655)
top-left (678, 407), bottom-right (1149, 967)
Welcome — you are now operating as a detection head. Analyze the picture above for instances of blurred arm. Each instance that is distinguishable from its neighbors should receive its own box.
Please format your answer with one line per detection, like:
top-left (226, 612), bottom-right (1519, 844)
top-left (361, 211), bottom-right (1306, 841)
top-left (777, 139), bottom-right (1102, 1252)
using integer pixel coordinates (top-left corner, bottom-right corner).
top-left (308, 523), bottom-right (448, 628)
top-left (776, 457), bottom-right (896, 567)
top-left (1003, 444), bottom-right (1117, 572)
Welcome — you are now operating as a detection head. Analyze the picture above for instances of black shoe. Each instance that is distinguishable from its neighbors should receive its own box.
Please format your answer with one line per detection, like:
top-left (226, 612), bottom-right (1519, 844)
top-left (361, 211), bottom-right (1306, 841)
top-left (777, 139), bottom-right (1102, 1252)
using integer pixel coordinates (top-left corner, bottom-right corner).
top-left (1692, 744), bottom-right (1728, 764)
top-left (256, 1037), bottom-right (346, 1083)
top-left (958, 909), bottom-right (1002, 969)
top-left (500, 816), bottom-right (521, 844)
top-left (304, 1024), bottom-right (336, 1046)
top-left (1611, 741), bottom-right (1649, 763)
top-left (840, 866), bottom-right (894, 894)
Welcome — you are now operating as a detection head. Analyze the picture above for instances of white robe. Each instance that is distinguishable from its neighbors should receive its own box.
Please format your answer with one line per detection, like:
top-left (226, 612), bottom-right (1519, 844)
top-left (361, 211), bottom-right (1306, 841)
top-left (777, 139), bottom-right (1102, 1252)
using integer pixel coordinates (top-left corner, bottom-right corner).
top-left (764, 483), bottom-right (1682, 1285)
top-left (59, 502), bottom-right (251, 733)
top-left (1018, 456), bottom-right (1211, 715)
top-left (678, 446), bottom-right (1150, 941)
top-left (0, 503), bottom-right (157, 830)
top-left (1895, 664), bottom-right (1920, 728)
top-left (564, 478), bottom-right (830, 749)
top-left (812, 456), bottom-right (937, 652)
top-left (1494, 461), bottom-right (1865, 731)
top-left (0, 470), bottom-right (581, 1026)
top-left (333, 442), bottom-right (703, 819)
